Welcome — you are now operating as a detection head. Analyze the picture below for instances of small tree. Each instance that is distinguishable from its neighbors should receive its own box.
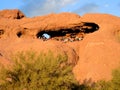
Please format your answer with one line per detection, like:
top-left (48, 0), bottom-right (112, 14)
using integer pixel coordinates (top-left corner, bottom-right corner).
top-left (0, 51), bottom-right (78, 90)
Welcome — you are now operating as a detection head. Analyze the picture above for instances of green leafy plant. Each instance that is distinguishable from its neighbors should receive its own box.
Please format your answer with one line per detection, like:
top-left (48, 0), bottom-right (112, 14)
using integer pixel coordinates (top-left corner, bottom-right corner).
top-left (110, 66), bottom-right (120, 90)
top-left (0, 51), bottom-right (78, 90)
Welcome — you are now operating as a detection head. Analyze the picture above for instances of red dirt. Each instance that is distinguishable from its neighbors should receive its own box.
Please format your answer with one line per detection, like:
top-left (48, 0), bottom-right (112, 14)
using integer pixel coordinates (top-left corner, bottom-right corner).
top-left (0, 9), bottom-right (120, 83)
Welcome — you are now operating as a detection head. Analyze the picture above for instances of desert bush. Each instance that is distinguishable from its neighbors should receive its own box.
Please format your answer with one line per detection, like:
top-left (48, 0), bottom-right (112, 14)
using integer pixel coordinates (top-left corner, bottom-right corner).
top-left (0, 51), bottom-right (78, 90)
top-left (110, 66), bottom-right (120, 90)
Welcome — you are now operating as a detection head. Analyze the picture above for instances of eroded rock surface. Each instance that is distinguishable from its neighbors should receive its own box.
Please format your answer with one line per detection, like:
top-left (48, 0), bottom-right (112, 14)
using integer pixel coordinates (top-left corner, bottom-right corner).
top-left (0, 9), bottom-right (120, 84)
top-left (0, 9), bottom-right (25, 19)
top-left (0, 10), bottom-right (99, 40)
top-left (73, 14), bottom-right (120, 83)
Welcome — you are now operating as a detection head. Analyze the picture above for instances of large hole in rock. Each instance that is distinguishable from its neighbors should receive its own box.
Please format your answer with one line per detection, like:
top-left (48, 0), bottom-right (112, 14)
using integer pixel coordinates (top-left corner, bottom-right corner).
top-left (82, 22), bottom-right (99, 33)
top-left (36, 22), bottom-right (99, 42)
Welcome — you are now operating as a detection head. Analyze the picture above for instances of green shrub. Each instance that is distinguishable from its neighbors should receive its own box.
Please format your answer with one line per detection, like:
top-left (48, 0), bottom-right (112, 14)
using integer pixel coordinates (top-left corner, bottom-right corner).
top-left (110, 67), bottom-right (120, 90)
top-left (0, 51), bottom-right (78, 90)
top-left (2, 51), bottom-right (120, 90)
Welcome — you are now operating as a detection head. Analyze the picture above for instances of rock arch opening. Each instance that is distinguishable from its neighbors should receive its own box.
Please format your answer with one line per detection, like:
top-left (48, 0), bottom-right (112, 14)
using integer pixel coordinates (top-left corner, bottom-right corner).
top-left (36, 22), bottom-right (99, 42)
top-left (36, 29), bottom-right (80, 38)
top-left (82, 22), bottom-right (99, 33)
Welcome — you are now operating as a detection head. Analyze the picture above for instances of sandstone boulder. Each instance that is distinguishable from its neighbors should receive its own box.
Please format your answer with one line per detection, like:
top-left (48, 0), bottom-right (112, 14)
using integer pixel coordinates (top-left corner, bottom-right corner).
top-left (0, 9), bottom-right (25, 19)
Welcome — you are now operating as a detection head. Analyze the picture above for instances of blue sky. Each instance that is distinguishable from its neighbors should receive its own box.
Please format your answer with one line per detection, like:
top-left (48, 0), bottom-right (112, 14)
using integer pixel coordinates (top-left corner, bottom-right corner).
top-left (0, 0), bottom-right (120, 17)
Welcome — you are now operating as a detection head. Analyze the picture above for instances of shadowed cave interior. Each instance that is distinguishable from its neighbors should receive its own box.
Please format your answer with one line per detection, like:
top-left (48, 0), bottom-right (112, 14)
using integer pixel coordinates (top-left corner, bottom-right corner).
top-left (36, 22), bottom-right (99, 42)
top-left (17, 31), bottom-right (22, 38)
top-left (16, 22), bottom-right (99, 42)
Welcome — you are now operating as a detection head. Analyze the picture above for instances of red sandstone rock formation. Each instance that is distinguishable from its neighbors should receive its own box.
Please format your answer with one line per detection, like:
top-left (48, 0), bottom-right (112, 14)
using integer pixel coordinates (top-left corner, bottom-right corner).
top-left (0, 9), bottom-right (120, 83)
top-left (72, 14), bottom-right (120, 83)
top-left (0, 9), bottom-right (25, 19)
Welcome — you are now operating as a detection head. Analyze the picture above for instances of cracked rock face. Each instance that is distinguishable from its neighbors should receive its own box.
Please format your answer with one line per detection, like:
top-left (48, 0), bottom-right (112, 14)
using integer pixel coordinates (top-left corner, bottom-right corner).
top-left (0, 9), bottom-right (120, 83)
